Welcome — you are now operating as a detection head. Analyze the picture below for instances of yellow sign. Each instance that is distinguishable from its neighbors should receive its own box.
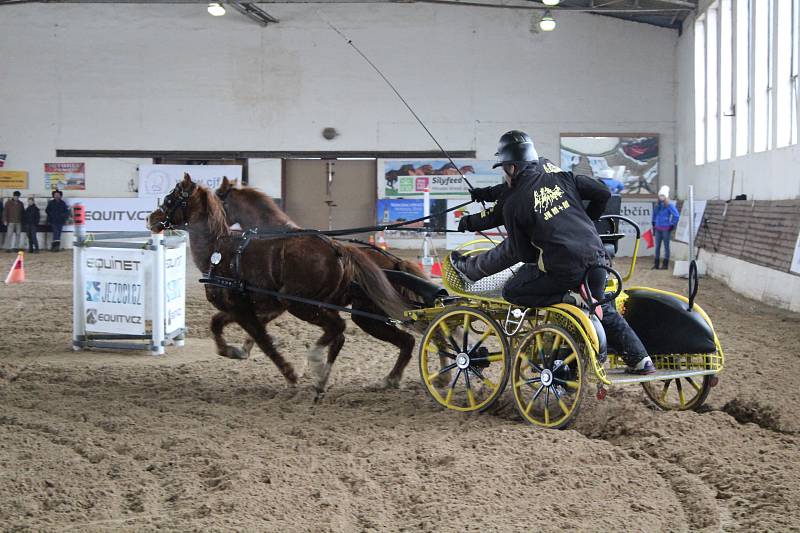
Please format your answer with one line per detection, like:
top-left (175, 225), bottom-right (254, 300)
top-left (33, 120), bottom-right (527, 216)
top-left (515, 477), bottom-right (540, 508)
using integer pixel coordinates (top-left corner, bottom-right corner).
top-left (0, 171), bottom-right (29, 189)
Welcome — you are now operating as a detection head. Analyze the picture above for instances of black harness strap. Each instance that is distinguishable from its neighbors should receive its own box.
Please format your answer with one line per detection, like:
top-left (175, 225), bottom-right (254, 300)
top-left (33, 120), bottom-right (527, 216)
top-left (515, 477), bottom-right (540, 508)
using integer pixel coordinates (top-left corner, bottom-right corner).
top-left (200, 274), bottom-right (405, 325)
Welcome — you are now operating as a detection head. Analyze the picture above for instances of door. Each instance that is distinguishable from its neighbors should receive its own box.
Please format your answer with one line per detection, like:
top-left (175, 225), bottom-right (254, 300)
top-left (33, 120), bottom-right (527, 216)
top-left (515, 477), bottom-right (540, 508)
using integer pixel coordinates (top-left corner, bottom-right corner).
top-left (284, 159), bottom-right (376, 231)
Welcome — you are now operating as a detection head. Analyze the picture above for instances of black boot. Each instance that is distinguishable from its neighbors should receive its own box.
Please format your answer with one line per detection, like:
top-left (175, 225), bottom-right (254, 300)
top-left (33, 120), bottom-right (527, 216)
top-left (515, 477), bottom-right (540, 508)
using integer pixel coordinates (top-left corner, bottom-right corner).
top-left (661, 259), bottom-right (669, 270)
top-left (651, 259), bottom-right (660, 270)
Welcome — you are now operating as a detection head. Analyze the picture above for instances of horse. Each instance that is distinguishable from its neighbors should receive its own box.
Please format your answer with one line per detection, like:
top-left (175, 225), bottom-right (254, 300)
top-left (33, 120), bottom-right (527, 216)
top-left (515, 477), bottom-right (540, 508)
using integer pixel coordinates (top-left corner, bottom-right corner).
top-left (214, 177), bottom-right (448, 386)
top-left (148, 174), bottom-right (410, 397)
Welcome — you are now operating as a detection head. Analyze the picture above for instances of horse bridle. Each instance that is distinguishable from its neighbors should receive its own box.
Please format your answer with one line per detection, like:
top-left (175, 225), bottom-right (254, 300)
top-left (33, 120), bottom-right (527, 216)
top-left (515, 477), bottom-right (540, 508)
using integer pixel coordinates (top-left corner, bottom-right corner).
top-left (156, 182), bottom-right (195, 230)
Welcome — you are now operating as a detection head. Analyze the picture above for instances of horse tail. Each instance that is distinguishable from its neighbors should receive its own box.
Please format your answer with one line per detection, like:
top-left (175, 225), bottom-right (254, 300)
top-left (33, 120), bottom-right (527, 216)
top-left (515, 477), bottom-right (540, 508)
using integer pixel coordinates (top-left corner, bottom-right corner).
top-left (333, 241), bottom-right (407, 321)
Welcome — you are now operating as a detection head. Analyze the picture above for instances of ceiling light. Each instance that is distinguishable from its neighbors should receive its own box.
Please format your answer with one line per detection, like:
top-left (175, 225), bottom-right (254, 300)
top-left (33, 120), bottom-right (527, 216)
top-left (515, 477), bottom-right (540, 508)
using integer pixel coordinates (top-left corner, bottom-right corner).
top-left (542, 0), bottom-right (560, 5)
top-left (208, 3), bottom-right (226, 16)
top-left (539, 10), bottom-right (556, 32)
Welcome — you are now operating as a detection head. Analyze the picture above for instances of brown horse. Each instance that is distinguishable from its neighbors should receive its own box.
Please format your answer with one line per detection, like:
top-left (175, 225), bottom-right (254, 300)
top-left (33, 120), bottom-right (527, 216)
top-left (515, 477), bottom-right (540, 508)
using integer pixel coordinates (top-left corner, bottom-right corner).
top-left (214, 177), bottom-right (444, 386)
top-left (148, 174), bottom-right (410, 397)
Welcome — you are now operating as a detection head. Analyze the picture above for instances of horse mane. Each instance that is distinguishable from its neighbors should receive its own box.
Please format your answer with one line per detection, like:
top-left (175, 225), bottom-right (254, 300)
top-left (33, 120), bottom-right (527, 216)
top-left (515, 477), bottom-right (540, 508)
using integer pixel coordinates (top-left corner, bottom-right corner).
top-left (231, 187), bottom-right (297, 227)
top-left (198, 186), bottom-right (231, 239)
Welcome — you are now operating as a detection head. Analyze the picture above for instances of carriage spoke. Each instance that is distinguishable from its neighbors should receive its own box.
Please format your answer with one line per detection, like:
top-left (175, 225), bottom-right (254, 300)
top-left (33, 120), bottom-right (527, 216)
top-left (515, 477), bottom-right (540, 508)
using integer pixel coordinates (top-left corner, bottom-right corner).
top-left (531, 383), bottom-right (546, 402)
top-left (437, 322), bottom-right (462, 354)
top-left (561, 351), bottom-right (577, 367)
top-left (428, 363), bottom-right (457, 384)
top-left (543, 385), bottom-right (551, 425)
top-left (685, 376), bottom-right (702, 393)
top-left (552, 386), bottom-right (570, 415)
top-left (462, 315), bottom-right (470, 352)
top-left (553, 378), bottom-right (580, 390)
top-left (469, 368), bottom-right (497, 390)
top-left (436, 350), bottom-right (457, 360)
top-left (551, 335), bottom-right (563, 354)
top-left (467, 329), bottom-right (494, 356)
top-left (676, 379), bottom-right (686, 407)
top-left (659, 380), bottom-right (672, 402)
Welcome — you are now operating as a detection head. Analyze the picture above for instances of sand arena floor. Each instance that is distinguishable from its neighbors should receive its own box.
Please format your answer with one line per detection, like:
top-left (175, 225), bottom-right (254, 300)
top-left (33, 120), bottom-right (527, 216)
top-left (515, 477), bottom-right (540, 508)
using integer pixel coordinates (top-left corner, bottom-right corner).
top-left (1, 250), bottom-right (799, 531)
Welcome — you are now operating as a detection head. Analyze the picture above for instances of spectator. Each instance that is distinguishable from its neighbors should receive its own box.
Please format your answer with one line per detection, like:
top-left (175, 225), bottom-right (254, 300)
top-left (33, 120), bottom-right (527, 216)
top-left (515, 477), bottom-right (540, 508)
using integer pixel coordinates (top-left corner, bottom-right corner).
top-left (23, 196), bottom-right (40, 254)
top-left (3, 191), bottom-right (24, 252)
top-left (652, 185), bottom-right (680, 269)
top-left (46, 190), bottom-right (69, 252)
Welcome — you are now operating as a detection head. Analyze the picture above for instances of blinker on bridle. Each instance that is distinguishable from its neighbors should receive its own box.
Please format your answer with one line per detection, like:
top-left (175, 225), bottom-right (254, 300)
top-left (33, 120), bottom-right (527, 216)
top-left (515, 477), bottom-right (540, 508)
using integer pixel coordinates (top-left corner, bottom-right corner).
top-left (157, 183), bottom-right (193, 229)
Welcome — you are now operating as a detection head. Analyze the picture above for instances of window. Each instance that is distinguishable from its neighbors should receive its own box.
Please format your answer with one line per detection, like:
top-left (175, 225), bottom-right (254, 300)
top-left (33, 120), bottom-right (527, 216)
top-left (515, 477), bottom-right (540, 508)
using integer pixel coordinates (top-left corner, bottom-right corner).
top-left (707, 3), bottom-right (719, 162)
top-left (695, 15), bottom-right (707, 164)
top-left (793, 0), bottom-right (799, 145)
top-left (720, 0), bottom-right (734, 159)
top-left (752, 0), bottom-right (774, 152)
top-left (776, 0), bottom-right (793, 147)
top-left (735, 0), bottom-right (751, 156)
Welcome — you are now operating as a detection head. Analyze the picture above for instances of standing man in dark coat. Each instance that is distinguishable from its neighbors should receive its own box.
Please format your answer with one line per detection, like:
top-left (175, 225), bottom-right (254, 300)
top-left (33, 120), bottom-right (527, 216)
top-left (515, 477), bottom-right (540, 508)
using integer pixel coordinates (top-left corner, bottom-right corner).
top-left (46, 190), bottom-right (69, 251)
top-left (22, 197), bottom-right (41, 253)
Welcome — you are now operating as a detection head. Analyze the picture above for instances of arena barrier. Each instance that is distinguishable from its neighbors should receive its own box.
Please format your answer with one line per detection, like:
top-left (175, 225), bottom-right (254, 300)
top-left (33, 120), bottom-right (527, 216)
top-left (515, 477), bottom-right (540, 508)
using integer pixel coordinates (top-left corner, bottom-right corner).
top-left (72, 205), bottom-right (187, 354)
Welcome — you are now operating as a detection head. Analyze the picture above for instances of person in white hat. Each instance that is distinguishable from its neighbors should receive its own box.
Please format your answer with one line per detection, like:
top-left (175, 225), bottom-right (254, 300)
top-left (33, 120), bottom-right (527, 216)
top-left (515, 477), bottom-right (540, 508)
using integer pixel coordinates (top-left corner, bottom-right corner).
top-left (651, 185), bottom-right (680, 269)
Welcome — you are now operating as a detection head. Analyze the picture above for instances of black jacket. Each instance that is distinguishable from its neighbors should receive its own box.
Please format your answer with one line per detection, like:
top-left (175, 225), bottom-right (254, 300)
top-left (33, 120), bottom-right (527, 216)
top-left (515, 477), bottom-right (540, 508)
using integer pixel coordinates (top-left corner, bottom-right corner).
top-left (463, 158), bottom-right (610, 279)
top-left (46, 198), bottom-right (70, 226)
top-left (23, 204), bottom-right (40, 227)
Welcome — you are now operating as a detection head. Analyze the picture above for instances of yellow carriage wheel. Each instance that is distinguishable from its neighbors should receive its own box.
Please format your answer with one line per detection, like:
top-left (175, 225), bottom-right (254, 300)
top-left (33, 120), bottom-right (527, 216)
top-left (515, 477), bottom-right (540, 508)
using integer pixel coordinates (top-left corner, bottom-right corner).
top-left (418, 307), bottom-right (510, 413)
top-left (511, 324), bottom-right (586, 429)
top-left (642, 375), bottom-right (712, 411)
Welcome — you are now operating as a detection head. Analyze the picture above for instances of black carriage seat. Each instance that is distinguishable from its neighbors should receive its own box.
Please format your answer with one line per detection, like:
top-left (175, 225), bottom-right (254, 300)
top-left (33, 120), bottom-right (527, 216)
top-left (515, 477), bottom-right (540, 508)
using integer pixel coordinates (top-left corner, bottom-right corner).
top-left (382, 269), bottom-right (449, 307)
top-left (620, 289), bottom-right (716, 355)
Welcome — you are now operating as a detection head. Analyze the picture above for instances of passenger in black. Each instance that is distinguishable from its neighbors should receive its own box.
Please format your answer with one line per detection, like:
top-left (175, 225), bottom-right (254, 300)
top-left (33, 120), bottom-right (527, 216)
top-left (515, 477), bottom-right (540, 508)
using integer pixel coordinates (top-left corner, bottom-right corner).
top-left (452, 130), bottom-right (655, 374)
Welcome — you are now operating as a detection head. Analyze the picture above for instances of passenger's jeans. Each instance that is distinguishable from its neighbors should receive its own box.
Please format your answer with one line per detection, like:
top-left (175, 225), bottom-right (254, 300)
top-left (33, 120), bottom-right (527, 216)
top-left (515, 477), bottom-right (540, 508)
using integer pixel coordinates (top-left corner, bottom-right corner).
top-left (654, 229), bottom-right (671, 263)
top-left (51, 224), bottom-right (63, 250)
top-left (4, 222), bottom-right (21, 250)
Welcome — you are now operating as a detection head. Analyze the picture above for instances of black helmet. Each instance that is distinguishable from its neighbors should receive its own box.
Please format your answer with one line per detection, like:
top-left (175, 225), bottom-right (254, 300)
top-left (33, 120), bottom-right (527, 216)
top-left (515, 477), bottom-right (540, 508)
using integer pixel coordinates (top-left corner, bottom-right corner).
top-left (493, 130), bottom-right (539, 168)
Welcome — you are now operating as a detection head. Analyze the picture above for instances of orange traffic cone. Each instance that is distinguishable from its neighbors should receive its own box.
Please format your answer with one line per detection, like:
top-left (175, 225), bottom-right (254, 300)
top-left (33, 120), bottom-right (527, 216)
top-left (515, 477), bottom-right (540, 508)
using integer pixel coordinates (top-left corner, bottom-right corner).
top-left (5, 251), bottom-right (25, 284)
top-left (377, 231), bottom-right (388, 251)
top-left (430, 260), bottom-right (442, 278)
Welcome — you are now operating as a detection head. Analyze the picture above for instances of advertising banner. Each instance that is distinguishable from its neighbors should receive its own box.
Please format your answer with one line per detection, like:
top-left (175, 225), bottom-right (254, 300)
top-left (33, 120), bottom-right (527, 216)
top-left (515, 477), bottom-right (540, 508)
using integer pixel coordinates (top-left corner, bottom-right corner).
top-left (0, 170), bottom-right (28, 189)
top-left (380, 159), bottom-right (503, 199)
top-left (64, 197), bottom-right (158, 232)
top-left (82, 248), bottom-right (146, 335)
top-left (618, 200), bottom-right (655, 257)
top-left (138, 164), bottom-right (242, 198)
top-left (45, 162), bottom-right (85, 191)
top-left (675, 200), bottom-right (707, 244)
top-left (165, 243), bottom-right (187, 334)
top-left (376, 199), bottom-right (425, 227)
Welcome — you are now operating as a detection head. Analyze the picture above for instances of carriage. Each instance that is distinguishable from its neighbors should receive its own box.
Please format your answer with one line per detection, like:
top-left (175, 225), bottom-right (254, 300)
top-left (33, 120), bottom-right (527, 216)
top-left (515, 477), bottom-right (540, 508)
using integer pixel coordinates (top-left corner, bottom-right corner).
top-left (404, 215), bottom-right (724, 429)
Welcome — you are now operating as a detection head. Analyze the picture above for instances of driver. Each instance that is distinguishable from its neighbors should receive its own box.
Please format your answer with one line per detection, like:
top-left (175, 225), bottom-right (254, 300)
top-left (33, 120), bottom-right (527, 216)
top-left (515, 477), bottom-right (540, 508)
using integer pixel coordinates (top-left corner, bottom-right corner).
top-left (452, 130), bottom-right (655, 375)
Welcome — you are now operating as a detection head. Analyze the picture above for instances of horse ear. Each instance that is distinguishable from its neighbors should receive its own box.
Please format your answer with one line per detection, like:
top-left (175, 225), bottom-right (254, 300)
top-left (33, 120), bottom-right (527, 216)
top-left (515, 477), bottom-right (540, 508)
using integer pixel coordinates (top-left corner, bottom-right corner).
top-left (219, 176), bottom-right (231, 192)
top-left (182, 173), bottom-right (193, 185)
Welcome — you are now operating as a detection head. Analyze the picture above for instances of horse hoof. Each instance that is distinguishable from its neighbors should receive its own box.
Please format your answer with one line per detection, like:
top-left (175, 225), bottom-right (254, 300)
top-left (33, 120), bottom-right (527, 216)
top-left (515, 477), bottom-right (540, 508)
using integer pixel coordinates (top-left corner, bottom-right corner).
top-left (220, 346), bottom-right (248, 360)
top-left (382, 376), bottom-right (402, 389)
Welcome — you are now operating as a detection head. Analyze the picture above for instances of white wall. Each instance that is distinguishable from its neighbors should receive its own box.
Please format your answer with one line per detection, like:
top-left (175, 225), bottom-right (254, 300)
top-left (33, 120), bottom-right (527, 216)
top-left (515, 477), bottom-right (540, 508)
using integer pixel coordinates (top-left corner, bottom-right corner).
top-left (0, 3), bottom-right (678, 200)
top-left (675, 11), bottom-right (800, 201)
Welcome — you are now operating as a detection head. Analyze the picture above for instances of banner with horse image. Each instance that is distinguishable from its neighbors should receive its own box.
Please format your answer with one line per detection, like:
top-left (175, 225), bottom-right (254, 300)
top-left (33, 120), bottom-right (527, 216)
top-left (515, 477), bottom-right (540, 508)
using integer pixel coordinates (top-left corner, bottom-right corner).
top-left (560, 135), bottom-right (659, 195)
top-left (138, 165), bottom-right (242, 198)
top-left (45, 162), bottom-right (85, 191)
top-left (82, 248), bottom-right (146, 335)
top-left (379, 159), bottom-right (503, 199)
